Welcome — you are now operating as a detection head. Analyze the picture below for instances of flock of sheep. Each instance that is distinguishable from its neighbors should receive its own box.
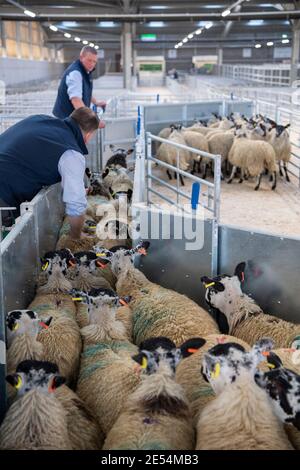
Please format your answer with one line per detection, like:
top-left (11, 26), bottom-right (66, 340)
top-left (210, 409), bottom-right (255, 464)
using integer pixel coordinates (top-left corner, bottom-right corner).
top-left (156, 113), bottom-right (291, 191)
top-left (0, 141), bottom-right (299, 451)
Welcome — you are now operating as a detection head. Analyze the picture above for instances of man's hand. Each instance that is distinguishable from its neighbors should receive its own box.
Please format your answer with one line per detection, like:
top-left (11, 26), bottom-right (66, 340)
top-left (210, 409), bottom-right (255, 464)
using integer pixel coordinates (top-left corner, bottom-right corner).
top-left (98, 120), bottom-right (106, 129)
top-left (96, 100), bottom-right (106, 109)
top-left (68, 214), bottom-right (85, 240)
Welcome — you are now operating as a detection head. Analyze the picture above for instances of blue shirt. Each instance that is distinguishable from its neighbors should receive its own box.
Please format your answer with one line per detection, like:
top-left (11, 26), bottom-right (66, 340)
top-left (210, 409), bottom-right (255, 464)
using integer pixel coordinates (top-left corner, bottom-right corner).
top-left (58, 149), bottom-right (87, 217)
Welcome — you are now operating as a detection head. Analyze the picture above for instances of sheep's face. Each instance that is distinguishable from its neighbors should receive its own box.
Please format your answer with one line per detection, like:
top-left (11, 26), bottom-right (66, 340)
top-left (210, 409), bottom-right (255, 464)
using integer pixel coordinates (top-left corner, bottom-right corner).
top-left (201, 262), bottom-right (245, 323)
top-left (41, 249), bottom-right (76, 275)
top-left (275, 124), bottom-right (290, 138)
top-left (255, 363), bottom-right (300, 430)
top-left (74, 250), bottom-right (106, 273)
top-left (6, 360), bottom-right (65, 397)
top-left (71, 288), bottom-right (131, 312)
top-left (133, 336), bottom-right (206, 375)
top-left (202, 338), bottom-right (273, 395)
top-left (6, 310), bottom-right (52, 347)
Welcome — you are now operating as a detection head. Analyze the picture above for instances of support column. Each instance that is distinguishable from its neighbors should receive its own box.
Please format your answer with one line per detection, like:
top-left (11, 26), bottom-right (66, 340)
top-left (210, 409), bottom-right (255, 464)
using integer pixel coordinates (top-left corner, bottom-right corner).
top-left (290, 20), bottom-right (300, 85)
top-left (0, 21), bottom-right (6, 58)
top-left (217, 48), bottom-right (223, 77)
top-left (123, 22), bottom-right (132, 90)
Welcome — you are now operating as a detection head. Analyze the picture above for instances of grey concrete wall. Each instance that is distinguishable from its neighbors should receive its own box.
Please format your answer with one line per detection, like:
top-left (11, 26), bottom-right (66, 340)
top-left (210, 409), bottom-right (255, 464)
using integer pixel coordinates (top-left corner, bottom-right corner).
top-left (0, 57), bottom-right (65, 88)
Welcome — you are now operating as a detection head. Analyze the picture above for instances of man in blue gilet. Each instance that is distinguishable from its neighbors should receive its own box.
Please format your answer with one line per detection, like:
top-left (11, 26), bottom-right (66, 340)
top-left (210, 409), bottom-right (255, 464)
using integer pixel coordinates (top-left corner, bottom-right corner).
top-left (53, 45), bottom-right (106, 119)
top-left (0, 107), bottom-right (99, 240)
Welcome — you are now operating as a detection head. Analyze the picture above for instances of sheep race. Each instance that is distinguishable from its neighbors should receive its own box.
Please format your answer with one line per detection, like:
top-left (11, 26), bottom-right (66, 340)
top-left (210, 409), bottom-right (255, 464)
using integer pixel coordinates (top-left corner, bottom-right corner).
top-left (1, 103), bottom-right (300, 455)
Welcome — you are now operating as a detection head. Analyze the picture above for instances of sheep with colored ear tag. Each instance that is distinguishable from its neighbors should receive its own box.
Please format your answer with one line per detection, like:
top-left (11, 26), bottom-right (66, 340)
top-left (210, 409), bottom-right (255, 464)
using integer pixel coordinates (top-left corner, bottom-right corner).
top-left (195, 338), bottom-right (293, 450)
top-left (0, 360), bottom-right (72, 450)
top-left (255, 351), bottom-right (300, 450)
top-left (201, 261), bottom-right (300, 349)
top-left (103, 337), bottom-right (204, 450)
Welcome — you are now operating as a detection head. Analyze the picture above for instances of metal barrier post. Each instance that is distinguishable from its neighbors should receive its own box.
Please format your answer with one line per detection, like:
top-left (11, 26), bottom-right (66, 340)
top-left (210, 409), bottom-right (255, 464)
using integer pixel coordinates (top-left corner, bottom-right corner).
top-left (0, 242), bottom-right (6, 424)
top-left (212, 154), bottom-right (221, 276)
top-left (146, 132), bottom-right (152, 205)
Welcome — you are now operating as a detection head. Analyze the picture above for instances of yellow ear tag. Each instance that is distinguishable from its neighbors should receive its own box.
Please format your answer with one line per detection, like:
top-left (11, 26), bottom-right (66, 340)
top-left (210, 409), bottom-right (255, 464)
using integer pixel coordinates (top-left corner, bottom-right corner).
top-left (72, 297), bottom-right (83, 301)
top-left (12, 323), bottom-right (19, 331)
top-left (141, 357), bottom-right (148, 369)
top-left (42, 261), bottom-right (49, 271)
top-left (96, 253), bottom-right (106, 257)
top-left (205, 282), bottom-right (215, 289)
top-left (267, 363), bottom-right (276, 369)
top-left (15, 376), bottom-right (22, 390)
top-left (211, 363), bottom-right (221, 380)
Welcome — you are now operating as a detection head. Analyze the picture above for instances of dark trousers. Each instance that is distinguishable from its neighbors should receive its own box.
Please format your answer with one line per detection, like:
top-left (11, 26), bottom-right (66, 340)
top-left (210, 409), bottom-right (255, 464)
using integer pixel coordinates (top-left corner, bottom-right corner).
top-left (0, 198), bottom-right (17, 227)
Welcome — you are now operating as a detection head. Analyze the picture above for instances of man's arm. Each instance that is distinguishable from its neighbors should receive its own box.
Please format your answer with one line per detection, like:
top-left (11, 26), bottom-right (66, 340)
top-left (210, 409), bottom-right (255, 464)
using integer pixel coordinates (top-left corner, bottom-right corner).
top-left (66, 70), bottom-right (86, 110)
top-left (91, 96), bottom-right (107, 107)
top-left (58, 149), bottom-right (87, 240)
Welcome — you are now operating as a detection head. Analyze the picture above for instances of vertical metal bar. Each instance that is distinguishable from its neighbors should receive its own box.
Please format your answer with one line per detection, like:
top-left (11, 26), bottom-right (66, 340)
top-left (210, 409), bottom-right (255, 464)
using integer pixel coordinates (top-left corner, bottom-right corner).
top-left (99, 128), bottom-right (104, 171)
top-left (0, 210), bottom-right (6, 423)
top-left (211, 154), bottom-right (221, 276)
top-left (146, 132), bottom-right (152, 206)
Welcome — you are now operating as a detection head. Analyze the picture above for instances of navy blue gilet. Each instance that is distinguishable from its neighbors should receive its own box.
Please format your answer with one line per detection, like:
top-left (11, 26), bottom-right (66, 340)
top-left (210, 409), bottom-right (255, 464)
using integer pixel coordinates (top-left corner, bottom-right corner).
top-left (53, 59), bottom-right (93, 119)
top-left (0, 115), bottom-right (88, 209)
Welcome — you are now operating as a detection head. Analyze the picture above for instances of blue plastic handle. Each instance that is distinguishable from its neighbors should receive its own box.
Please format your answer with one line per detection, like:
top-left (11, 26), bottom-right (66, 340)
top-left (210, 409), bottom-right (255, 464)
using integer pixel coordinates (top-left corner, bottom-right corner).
top-left (191, 182), bottom-right (201, 210)
top-left (92, 104), bottom-right (97, 113)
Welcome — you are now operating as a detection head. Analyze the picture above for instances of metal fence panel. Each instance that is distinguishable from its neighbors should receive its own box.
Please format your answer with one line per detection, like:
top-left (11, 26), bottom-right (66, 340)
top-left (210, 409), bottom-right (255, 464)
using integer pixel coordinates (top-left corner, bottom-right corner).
top-left (219, 224), bottom-right (300, 323)
top-left (137, 207), bottom-right (214, 309)
top-left (225, 100), bottom-right (254, 117)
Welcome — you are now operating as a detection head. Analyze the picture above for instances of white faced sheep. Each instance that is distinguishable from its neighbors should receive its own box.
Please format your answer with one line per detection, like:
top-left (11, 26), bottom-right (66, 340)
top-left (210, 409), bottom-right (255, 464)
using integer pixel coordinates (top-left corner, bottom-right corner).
top-left (107, 246), bottom-right (219, 346)
top-left (103, 336), bottom-right (203, 450)
top-left (76, 288), bottom-right (141, 434)
top-left (196, 339), bottom-right (293, 450)
top-left (201, 262), bottom-right (300, 349)
top-left (179, 129), bottom-right (210, 177)
top-left (227, 135), bottom-right (277, 190)
top-left (5, 312), bottom-right (103, 449)
top-left (208, 132), bottom-right (235, 178)
top-left (0, 360), bottom-right (72, 450)
top-left (255, 351), bottom-right (300, 450)
top-left (267, 124), bottom-right (291, 182)
top-left (156, 129), bottom-right (191, 186)
top-left (176, 333), bottom-right (250, 423)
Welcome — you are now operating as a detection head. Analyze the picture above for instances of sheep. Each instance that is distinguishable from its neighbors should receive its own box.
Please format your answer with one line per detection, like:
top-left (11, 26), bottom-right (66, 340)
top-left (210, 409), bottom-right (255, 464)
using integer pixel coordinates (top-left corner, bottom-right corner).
top-left (108, 248), bottom-right (219, 346)
top-left (155, 124), bottom-right (180, 152)
top-left (103, 336), bottom-right (204, 450)
top-left (208, 132), bottom-right (235, 177)
top-left (156, 129), bottom-right (191, 185)
top-left (255, 352), bottom-right (300, 449)
top-left (76, 300), bottom-right (141, 434)
top-left (71, 288), bottom-right (133, 341)
top-left (71, 251), bottom-right (113, 292)
top-left (227, 135), bottom-right (277, 190)
top-left (105, 145), bottom-right (134, 170)
top-left (196, 339), bottom-right (293, 450)
top-left (0, 360), bottom-right (72, 450)
top-left (176, 333), bottom-right (250, 423)
top-left (5, 313), bottom-right (103, 449)
top-left (267, 124), bottom-right (291, 182)
top-left (180, 129), bottom-right (209, 176)
top-left (85, 168), bottom-right (111, 198)
top-left (201, 261), bottom-right (300, 349)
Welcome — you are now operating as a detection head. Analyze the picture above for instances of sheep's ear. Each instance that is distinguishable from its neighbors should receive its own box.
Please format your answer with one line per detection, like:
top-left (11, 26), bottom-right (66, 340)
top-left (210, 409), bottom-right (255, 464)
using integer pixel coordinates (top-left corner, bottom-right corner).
top-left (53, 376), bottom-right (65, 389)
top-left (85, 168), bottom-right (92, 178)
top-left (234, 262), bottom-right (246, 283)
top-left (43, 317), bottom-right (53, 327)
top-left (102, 168), bottom-right (109, 179)
top-left (109, 144), bottom-right (115, 151)
top-left (132, 352), bottom-right (148, 369)
top-left (6, 374), bottom-right (19, 387)
top-left (127, 148), bottom-right (134, 155)
top-left (285, 124), bottom-right (291, 129)
top-left (180, 338), bottom-right (206, 358)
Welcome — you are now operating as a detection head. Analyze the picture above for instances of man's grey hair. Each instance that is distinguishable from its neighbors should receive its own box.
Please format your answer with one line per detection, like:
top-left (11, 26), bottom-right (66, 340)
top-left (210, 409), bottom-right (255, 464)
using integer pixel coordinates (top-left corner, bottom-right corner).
top-left (80, 45), bottom-right (98, 56)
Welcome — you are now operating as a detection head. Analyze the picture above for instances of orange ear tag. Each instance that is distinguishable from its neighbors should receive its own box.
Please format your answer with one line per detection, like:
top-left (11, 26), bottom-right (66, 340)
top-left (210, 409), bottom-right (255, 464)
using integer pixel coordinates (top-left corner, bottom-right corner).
top-left (262, 351), bottom-right (270, 357)
top-left (39, 322), bottom-right (49, 330)
top-left (119, 299), bottom-right (128, 307)
top-left (187, 348), bottom-right (198, 354)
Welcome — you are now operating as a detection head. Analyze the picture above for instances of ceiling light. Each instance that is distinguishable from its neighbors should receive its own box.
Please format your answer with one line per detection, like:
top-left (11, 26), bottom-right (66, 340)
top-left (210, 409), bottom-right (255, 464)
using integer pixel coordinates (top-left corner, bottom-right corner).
top-left (183, 38), bottom-right (188, 43)
top-left (24, 10), bottom-right (36, 18)
top-left (188, 33), bottom-right (194, 39)
top-left (282, 34), bottom-right (288, 38)
top-left (195, 29), bottom-right (202, 35)
top-left (282, 39), bottom-right (290, 44)
top-left (49, 25), bottom-right (58, 32)
top-left (175, 45), bottom-right (179, 49)
top-left (255, 44), bottom-right (262, 48)
top-left (74, 37), bottom-right (81, 42)
top-left (99, 21), bottom-right (116, 27)
top-left (205, 22), bottom-right (213, 29)
top-left (267, 41), bottom-right (274, 46)
top-left (148, 21), bottom-right (165, 27)
top-left (82, 40), bottom-right (88, 45)
top-left (222, 9), bottom-right (231, 17)
top-left (148, 5), bottom-right (168, 9)
top-left (178, 42), bottom-right (183, 46)
top-left (95, 45), bottom-right (99, 50)
top-left (89, 42), bottom-right (95, 47)
top-left (64, 33), bottom-right (71, 38)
